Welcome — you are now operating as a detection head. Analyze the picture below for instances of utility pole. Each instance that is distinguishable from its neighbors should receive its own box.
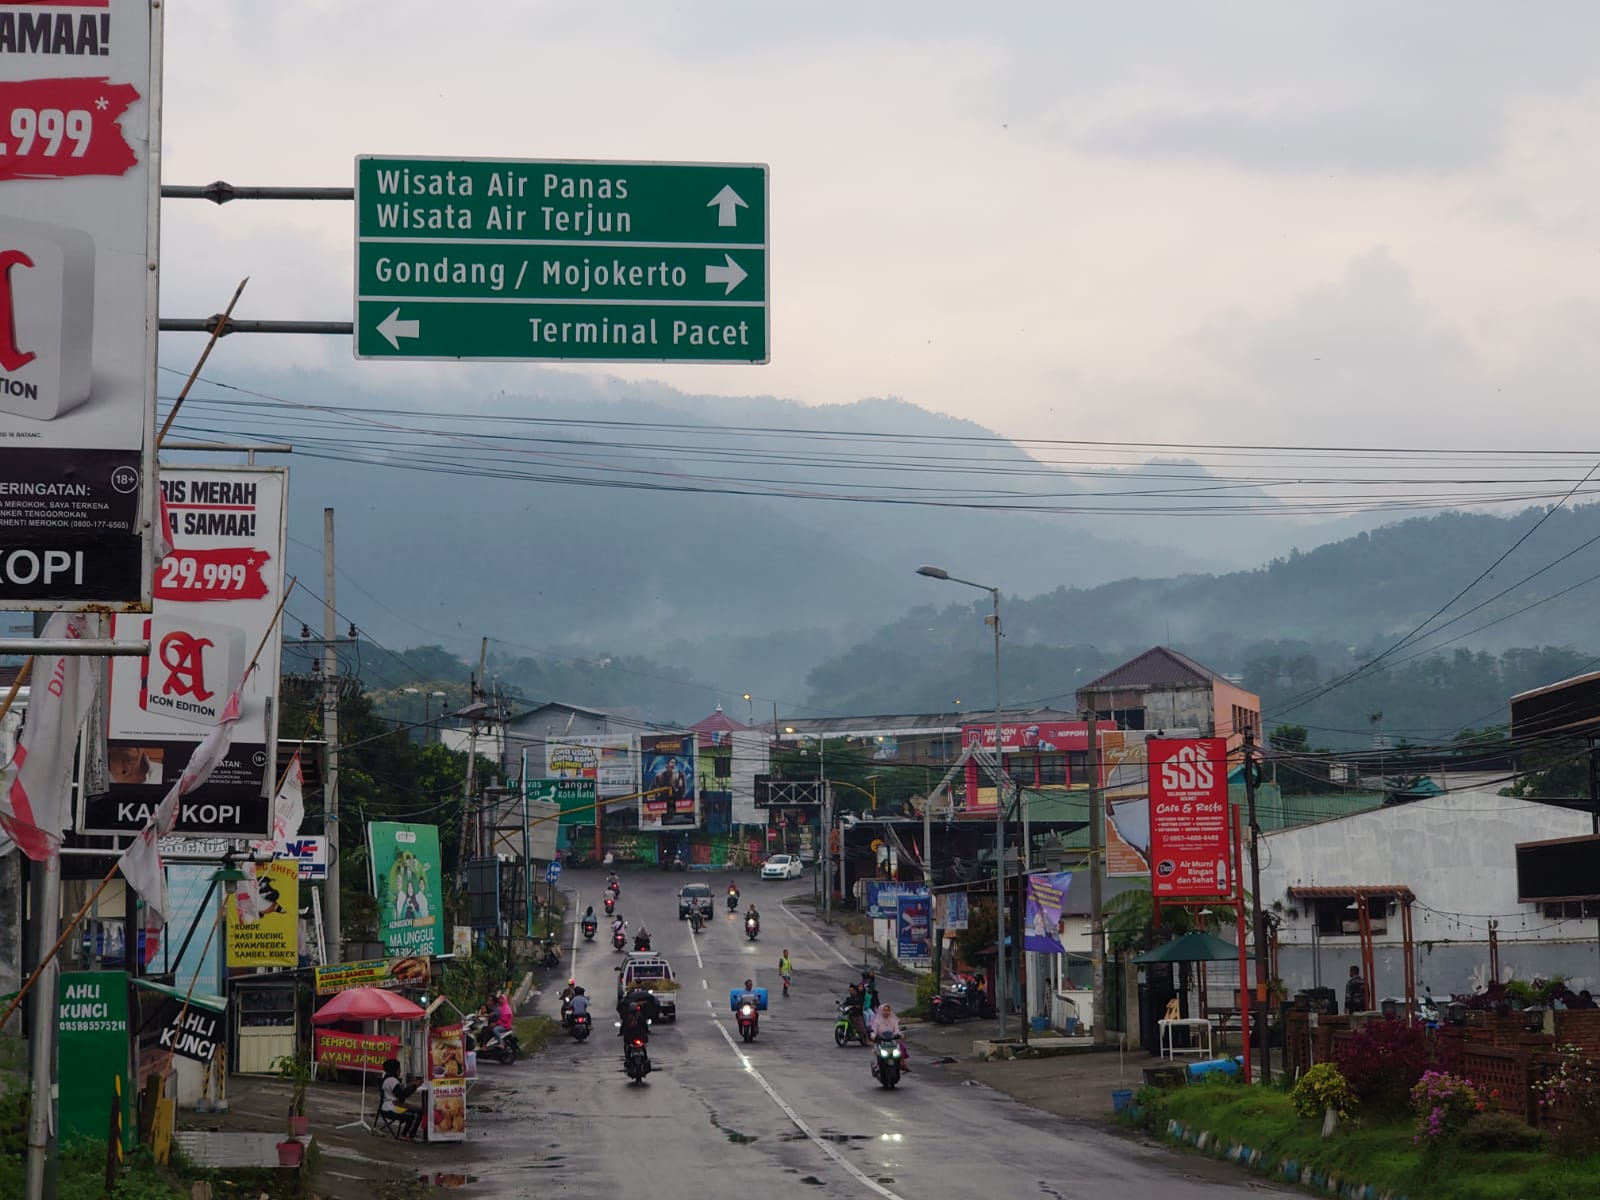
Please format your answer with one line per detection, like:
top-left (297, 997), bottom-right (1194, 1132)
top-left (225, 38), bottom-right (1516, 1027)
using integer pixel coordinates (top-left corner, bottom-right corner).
top-left (1088, 713), bottom-right (1106, 1046)
top-left (1244, 728), bottom-right (1270, 1081)
top-left (24, 856), bottom-right (61, 1200)
top-left (459, 638), bottom-right (488, 882)
top-left (322, 508), bottom-right (341, 965)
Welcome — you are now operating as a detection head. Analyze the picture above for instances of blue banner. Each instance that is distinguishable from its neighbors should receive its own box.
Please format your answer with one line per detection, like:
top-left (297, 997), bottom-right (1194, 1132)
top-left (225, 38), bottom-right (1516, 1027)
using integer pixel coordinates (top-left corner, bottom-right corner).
top-left (1024, 872), bottom-right (1074, 953)
top-left (865, 881), bottom-right (929, 920)
top-left (896, 894), bottom-right (932, 963)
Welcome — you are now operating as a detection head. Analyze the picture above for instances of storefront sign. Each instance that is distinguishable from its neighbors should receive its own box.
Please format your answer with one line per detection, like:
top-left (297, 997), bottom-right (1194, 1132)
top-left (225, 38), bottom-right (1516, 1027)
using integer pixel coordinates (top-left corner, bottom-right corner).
top-left (225, 858), bottom-right (299, 967)
top-left (86, 467), bottom-right (289, 836)
top-left (0, 0), bottom-right (162, 611)
top-left (934, 890), bottom-right (969, 931)
top-left (313, 955), bottom-right (430, 996)
top-left (1148, 738), bottom-right (1232, 899)
top-left (314, 1030), bottom-right (398, 1072)
top-left (369, 822), bottom-right (445, 957)
top-left (158, 1003), bottom-right (222, 1064)
top-left (426, 1022), bottom-right (467, 1142)
top-left (277, 835), bottom-right (328, 880)
top-left (57, 971), bottom-right (132, 1150)
top-left (543, 735), bottom-right (635, 797)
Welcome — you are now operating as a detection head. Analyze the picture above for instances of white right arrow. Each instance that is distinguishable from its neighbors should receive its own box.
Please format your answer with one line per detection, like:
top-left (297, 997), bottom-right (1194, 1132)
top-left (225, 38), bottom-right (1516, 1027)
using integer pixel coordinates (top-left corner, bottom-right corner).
top-left (704, 253), bottom-right (748, 295)
top-left (376, 307), bottom-right (420, 349)
top-left (707, 184), bottom-right (748, 228)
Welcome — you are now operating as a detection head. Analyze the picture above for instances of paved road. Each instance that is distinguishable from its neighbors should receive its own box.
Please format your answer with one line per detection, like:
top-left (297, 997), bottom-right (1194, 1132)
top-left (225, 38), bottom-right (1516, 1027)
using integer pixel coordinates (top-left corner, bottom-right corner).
top-left (462, 869), bottom-right (1278, 1199)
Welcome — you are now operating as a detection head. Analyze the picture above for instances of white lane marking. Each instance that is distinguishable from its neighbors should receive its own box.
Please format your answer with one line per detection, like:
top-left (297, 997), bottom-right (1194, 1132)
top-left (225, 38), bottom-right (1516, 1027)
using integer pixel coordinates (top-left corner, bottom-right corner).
top-left (690, 924), bottom-right (704, 969)
top-left (710, 1016), bottom-right (906, 1200)
top-left (780, 899), bottom-right (859, 970)
top-left (570, 888), bottom-right (582, 958)
top-left (701, 979), bottom-right (708, 990)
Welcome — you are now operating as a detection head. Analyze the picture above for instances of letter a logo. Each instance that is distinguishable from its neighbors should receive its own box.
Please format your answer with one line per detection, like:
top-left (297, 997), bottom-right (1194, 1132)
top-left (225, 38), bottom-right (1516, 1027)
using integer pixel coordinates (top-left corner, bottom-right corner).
top-left (0, 248), bottom-right (37, 372)
top-left (159, 631), bottom-right (215, 702)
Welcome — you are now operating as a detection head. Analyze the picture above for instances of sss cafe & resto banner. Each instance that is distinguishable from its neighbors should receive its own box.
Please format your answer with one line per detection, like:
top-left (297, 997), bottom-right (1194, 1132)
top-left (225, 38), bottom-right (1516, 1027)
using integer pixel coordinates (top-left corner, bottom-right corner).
top-left (638, 732), bottom-right (698, 830)
top-left (0, 0), bottom-right (162, 611)
top-left (89, 467), bottom-right (289, 839)
top-left (370, 822), bottom-right (445, 956)
top-left (1147, 737), bottom-right (1232, 899)
top-left (225, 857), bottom-right (298, 967)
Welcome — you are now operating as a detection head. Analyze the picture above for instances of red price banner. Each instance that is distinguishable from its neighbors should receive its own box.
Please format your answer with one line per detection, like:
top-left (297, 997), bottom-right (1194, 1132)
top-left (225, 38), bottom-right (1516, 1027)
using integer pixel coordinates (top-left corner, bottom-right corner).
top-left (154, 548), bottom-right (271, 602)
top-left (0, 77), bottom-right (140, 182)
top-left (1148, 737), bottom-right (1233, 899)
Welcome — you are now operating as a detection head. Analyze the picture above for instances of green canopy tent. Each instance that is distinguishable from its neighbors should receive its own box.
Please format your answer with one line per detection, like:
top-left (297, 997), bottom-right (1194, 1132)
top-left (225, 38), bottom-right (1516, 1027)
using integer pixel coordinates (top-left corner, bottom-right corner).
top-left (1133, 931), bottom-right (1241, 964)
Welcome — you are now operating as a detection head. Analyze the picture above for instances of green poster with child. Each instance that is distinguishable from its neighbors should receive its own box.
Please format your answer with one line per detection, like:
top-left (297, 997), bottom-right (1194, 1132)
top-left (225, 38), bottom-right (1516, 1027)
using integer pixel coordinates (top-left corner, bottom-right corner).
top-left (369, 822), bottom-right (445, 957)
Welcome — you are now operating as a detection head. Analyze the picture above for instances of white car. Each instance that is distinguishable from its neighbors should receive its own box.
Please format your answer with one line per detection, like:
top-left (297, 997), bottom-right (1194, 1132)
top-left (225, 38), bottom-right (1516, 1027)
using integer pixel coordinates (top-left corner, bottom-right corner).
top-left (761, 854), bottom-right (803, 880)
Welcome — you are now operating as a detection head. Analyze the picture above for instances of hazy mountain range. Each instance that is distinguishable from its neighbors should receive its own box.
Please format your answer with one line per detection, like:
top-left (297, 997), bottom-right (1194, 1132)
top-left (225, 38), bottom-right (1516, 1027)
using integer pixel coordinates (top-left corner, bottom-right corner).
top-left (160, 365), bottom-right (1600, 737)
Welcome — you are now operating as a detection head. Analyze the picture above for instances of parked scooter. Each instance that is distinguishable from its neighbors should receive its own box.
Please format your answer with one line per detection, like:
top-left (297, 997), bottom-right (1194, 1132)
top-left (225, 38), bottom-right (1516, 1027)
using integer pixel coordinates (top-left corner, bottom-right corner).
top-left (928, 977), bottom-right (992, 1025)
top-left (870, 1031), bottom-right (904, 1088)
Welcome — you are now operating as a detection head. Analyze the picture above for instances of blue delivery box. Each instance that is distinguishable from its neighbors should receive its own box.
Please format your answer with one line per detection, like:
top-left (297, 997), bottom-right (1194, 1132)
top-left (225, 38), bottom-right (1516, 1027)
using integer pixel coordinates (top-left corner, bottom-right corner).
top-left (729, 987), bottom-right (769, 1012)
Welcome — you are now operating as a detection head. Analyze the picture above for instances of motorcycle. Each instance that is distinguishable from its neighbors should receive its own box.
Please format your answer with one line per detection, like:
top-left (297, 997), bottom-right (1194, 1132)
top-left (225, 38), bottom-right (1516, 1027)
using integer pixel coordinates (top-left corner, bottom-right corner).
top-left (605, 877), bottom-right (621, 899)
top-left (620, 1021), bottom-right (652, 1083)
top-left (929, 979), bottom-right (993, 1025)
top-left (536, 940), bottom-right (561, 969)
top-left (582, 918), bottom-right (597, 942)
top-left (604, 895), bottom-right (616, 917)
top-left (834, 1002), bottom-right (867, 1047)
top-left (736, 1001), bottom-right (759, 1043)
top-left (744, 915), bottom-right (760, 941)
top-left (466, 1014), bottom-right (522, 1064)
top-left (634, 931), bottom-right (652, 952)
top-left (689, 909), bottom-right (704, 934)
top-left (612, 929), bottom-right (627, 952)
top-left (671, 850), bottom-right (687, 871)
top-left (870, 1032), bottom-right (903, 1089)
top-left (727, 888), bottom-right (740, 912)
top-left (569, 1011), bottom-right (592, 1041)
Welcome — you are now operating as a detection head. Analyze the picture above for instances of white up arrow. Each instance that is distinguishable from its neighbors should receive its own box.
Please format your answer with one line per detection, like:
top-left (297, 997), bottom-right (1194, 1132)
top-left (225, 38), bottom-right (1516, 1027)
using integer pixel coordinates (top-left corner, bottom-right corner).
top-left (376, 307), bottom-right (420, 349)
top-left (707, 184), bottom-right (748, 227)
top-left (704, 254), bottom-right (748, 295)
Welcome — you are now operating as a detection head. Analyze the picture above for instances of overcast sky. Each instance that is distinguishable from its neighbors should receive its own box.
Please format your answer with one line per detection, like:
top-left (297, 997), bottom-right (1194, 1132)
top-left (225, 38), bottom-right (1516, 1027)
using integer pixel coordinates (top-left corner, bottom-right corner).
top-left (157, 2), bottom-right (1600, 450)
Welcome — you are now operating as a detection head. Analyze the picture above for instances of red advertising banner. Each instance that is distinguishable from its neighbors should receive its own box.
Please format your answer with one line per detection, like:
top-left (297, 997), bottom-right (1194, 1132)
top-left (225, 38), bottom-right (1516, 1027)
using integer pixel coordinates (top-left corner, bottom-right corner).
top-left (0, 77), bottom-right (142, 183)
top-left (313, 1030), bottom-right (398, 1073)
top-left (1148, 738), bottom-right (1231, 899)
top-left (154, 547), bottom-right (271, 602)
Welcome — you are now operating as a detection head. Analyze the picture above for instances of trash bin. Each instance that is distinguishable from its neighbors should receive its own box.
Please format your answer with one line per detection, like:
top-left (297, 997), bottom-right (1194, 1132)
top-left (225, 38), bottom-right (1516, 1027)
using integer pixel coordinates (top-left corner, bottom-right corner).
top-left (1112, 1088), bottom-right (1135, 1114)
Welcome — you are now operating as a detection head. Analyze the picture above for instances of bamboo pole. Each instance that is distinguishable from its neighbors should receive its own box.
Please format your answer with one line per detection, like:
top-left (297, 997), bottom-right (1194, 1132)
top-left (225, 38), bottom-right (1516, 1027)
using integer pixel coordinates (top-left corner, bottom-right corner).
top-left (156, 277), bottom-right (248, 448)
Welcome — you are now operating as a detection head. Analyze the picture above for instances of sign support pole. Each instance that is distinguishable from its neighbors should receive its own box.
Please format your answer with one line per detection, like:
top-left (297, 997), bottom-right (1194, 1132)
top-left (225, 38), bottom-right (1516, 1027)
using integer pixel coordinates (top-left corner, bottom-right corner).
top-left (1244, 729), bottom-right (1270, 1081)
top-left (323, 508), bottom-right (342, 965)
top-left (24, 856), bottom-right (61, 1200)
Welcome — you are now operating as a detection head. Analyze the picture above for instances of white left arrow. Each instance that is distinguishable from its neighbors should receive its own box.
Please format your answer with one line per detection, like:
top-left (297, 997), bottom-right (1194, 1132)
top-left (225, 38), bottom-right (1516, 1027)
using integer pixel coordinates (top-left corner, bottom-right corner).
top-left (377, 307), bottom-right (420, 349)
top-left (704, 253), bottom-right (748, 295)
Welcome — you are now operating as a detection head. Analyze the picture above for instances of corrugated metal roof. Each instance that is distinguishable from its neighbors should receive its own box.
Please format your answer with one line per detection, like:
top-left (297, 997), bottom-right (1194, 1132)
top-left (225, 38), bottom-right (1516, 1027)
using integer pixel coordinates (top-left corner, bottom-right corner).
top-left (1077, 646), bottom-right (1231, 693)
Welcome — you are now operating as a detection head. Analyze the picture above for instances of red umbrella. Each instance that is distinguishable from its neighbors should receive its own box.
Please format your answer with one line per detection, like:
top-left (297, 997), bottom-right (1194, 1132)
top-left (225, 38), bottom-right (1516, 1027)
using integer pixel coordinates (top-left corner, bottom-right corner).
top-left (313, 986), bottom-right (426, 1024)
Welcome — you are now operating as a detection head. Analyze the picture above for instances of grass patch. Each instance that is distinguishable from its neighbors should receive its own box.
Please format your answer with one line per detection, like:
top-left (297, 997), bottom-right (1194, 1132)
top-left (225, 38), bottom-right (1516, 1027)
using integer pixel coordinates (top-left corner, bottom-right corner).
top-left (1135, 1078), bottom-right (1600, 1200)
top-left (512, 1015), bottom-right (562, 1055)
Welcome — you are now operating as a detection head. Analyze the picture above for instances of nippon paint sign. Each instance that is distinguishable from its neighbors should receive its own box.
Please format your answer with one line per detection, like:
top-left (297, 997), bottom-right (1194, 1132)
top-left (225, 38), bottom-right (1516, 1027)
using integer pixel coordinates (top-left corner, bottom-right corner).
top-left (0, 0), bottom-right (163, 610)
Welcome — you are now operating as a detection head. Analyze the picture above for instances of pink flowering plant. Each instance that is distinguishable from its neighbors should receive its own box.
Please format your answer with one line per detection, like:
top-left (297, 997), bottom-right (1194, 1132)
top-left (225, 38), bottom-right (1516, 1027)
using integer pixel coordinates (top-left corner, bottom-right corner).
top-left (1411, 1070), bottom-right (1487, 1147)
top-left (1535, 1043), bottom-right (1600, 1153)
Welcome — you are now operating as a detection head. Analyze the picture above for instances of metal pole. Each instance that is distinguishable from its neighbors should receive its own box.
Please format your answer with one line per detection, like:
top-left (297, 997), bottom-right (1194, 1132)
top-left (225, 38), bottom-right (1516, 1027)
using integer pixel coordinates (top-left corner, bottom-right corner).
top-left (1245, 729), bottom-right (1270, 1080)
top-left (1088, 713), bottom-right (1106, 1046)
top-left (991, 586), bottom-right (1006, 1040)
top-left (24, 857), bottom-right (61, 1200)
top-left (822, 739), bottom-right (830, 923)
top-left (322, 508), bottom-right (342, 965)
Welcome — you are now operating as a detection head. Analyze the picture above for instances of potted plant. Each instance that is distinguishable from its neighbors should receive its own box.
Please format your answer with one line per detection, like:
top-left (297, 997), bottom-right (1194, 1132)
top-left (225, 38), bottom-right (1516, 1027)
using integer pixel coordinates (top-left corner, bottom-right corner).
top-left (273, 1053), bottom-right (312, 1139)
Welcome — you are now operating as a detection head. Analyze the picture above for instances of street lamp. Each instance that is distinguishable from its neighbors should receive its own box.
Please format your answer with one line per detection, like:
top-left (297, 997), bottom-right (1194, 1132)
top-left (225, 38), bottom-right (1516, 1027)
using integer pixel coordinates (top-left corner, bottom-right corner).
top-left (917, 563), bottom-right (1009, 1037)
top-left (743, 692), bottom-right (754, 724)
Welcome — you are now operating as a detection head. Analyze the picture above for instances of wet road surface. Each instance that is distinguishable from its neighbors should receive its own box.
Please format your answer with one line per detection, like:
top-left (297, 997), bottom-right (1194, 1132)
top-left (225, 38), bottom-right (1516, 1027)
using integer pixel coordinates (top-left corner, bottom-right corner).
top-left (459, 869), bottom-right (1279, 1199)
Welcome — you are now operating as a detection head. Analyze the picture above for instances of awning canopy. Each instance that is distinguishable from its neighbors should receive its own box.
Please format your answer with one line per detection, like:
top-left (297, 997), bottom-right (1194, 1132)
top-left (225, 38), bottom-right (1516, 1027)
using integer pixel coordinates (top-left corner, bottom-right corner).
top-left (1287, 885), bottom-right (1415, 902)
top-left (1134, 931), bottom-right (1242, 964)
top-left (132, 979), bottom-right (227, 1013)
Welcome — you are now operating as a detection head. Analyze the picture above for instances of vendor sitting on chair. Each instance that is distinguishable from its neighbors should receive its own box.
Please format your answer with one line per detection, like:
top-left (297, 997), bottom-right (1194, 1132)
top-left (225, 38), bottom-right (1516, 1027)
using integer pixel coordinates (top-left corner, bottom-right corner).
top-left (380, 1058), bottom-right (422, 1140)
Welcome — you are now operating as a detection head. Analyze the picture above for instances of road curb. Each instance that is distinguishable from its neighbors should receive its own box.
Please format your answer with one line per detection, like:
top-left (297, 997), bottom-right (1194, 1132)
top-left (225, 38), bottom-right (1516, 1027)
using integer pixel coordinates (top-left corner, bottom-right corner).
top-left (1162, 1118), bottom-right (1408, 1200)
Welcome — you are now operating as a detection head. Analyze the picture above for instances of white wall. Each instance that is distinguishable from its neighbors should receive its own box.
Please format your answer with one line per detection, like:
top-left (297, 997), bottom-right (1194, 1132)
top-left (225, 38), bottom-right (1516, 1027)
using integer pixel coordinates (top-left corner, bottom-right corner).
top-left (1260, 791), bottom-right (1600, 998)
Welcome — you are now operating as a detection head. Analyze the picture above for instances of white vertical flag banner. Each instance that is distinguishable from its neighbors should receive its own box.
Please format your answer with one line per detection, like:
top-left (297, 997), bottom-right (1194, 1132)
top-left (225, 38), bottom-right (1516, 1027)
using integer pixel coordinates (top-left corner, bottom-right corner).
top-left (119, 685), bottom-right (245, 947)
top-left (0, 612), bottom-right (98, 860)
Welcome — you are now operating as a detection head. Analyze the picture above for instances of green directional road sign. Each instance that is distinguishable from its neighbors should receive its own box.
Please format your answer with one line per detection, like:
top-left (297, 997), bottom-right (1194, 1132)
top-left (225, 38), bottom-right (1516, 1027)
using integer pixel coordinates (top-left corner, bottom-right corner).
top-left (354, 156), bottom-right (768, 363)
